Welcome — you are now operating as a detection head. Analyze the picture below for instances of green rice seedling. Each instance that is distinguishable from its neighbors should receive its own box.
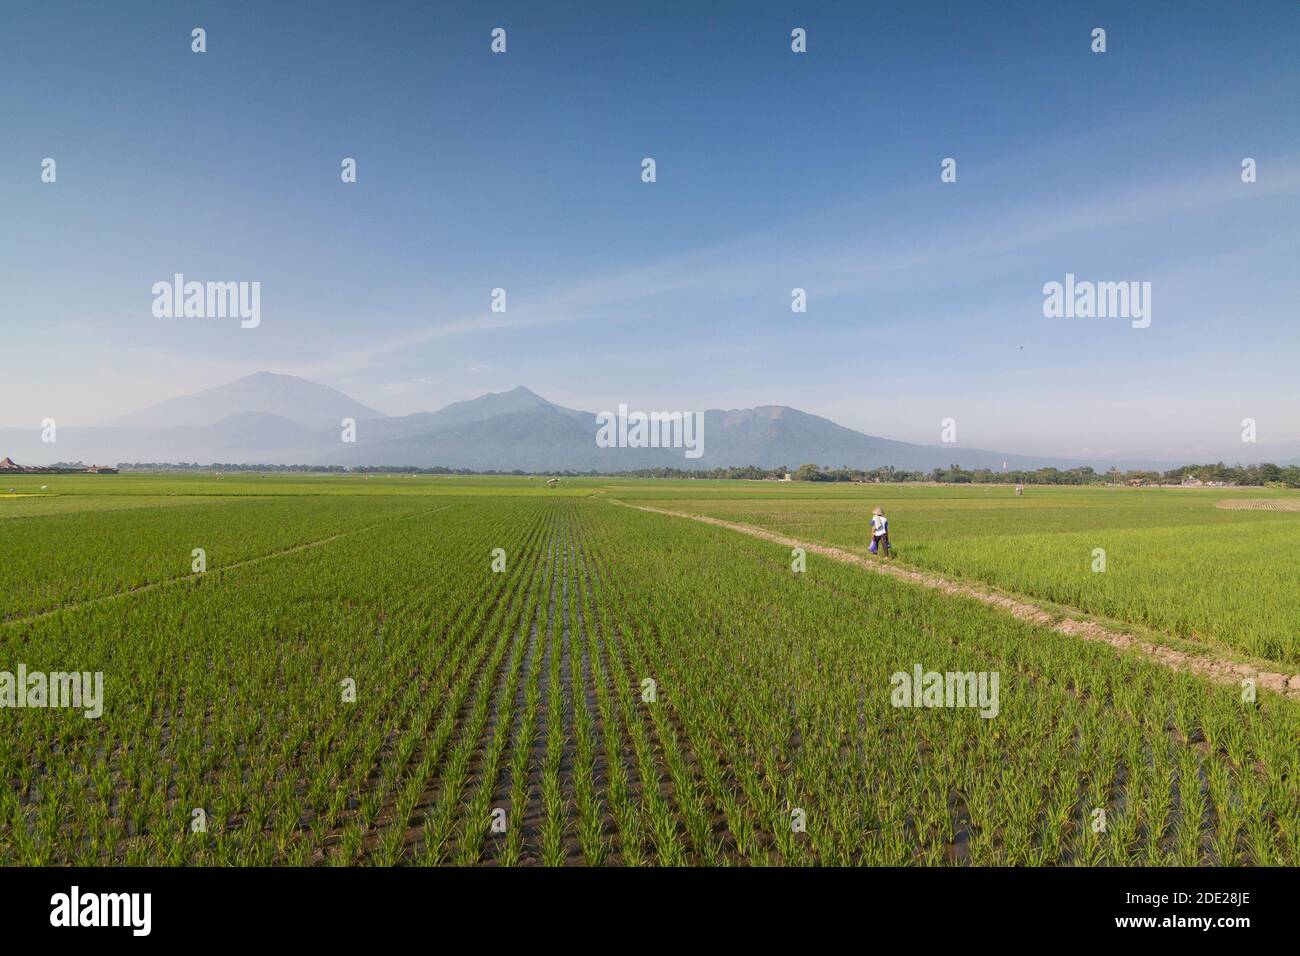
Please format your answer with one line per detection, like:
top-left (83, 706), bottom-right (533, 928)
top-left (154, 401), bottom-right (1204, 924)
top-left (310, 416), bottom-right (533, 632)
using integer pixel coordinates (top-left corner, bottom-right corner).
top-left (2, 479), bottom-right (1296, 867)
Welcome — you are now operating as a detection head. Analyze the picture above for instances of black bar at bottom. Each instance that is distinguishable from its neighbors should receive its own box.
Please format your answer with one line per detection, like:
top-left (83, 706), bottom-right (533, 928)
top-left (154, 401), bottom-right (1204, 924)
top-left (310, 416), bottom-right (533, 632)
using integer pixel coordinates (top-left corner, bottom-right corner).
top-left (0, 866), bottom-right (1287, 943)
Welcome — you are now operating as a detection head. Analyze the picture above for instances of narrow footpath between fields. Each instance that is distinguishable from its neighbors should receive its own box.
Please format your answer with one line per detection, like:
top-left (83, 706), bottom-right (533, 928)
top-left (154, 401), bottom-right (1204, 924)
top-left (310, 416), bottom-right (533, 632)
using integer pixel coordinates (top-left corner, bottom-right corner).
top-left (613, 501), bottom-right (1300, 701)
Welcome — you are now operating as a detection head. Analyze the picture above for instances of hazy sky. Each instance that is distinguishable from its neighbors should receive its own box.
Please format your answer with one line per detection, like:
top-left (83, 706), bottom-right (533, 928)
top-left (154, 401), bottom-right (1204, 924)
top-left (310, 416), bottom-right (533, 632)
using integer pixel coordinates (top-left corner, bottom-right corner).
top-left (2, 0), bottom-right (1297, 460)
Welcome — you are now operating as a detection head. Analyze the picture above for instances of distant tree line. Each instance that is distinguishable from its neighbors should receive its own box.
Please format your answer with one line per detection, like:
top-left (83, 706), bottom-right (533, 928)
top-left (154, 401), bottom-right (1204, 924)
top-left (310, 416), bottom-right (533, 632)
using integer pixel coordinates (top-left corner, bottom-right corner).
top-left (118, 462), bottom-right (595, 476)
top-left (113, 461), bottom-right (1300, 487)
top-left (775, 462), bottom-right (1300, 487)
top-left (615, 461), bottom-right (1300, 487)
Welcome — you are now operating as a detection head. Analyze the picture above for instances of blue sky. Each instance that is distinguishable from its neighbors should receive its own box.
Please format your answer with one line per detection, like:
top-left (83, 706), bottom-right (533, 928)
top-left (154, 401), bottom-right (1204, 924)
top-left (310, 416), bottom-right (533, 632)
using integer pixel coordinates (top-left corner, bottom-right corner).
top-left (2, 0), bottom-right (1297, 460)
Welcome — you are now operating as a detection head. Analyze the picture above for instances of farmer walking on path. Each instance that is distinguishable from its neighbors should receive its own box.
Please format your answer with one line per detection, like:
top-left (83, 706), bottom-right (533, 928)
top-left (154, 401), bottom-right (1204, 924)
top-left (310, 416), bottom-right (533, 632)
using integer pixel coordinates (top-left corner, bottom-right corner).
top-left (870, 506), bottom-right (892, 559)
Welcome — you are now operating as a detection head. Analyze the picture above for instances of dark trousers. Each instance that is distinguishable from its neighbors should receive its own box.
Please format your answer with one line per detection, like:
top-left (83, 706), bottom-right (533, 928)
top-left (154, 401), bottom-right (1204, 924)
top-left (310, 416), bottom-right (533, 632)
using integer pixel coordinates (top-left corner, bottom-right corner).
top-left (874, 532), bottom-right (890, 554)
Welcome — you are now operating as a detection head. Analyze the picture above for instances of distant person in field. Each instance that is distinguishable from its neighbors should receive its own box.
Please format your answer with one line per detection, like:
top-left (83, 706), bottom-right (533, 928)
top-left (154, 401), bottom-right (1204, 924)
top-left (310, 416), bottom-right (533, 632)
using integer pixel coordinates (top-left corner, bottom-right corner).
top-left (870, 507), bottom-right (891, 558)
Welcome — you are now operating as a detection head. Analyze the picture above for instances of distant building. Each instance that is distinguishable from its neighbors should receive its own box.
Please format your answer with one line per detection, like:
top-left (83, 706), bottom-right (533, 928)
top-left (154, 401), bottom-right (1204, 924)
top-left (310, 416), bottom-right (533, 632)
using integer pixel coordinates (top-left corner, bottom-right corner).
top-left (0, 457), bottom-right (117, 475)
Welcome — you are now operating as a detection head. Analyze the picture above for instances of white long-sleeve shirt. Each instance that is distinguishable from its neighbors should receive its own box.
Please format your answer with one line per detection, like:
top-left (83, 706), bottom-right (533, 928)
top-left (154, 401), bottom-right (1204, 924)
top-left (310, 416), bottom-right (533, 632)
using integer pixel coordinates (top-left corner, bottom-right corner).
top-left (871, 515), bottom-right (888, 537)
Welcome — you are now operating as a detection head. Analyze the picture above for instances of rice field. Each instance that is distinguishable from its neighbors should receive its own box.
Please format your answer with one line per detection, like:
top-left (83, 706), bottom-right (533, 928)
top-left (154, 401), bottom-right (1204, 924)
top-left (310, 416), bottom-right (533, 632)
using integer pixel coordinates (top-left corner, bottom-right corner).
top-left (625, 483), bottom-right (1300, 665)
top-left (1, 475), bottom-right (1296, 866)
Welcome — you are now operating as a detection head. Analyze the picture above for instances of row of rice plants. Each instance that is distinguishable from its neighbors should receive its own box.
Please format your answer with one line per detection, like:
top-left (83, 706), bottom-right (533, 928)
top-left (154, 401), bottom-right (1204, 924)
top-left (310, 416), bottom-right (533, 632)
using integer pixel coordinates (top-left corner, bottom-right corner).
top-left (570, 499), bottom-right (1299, 865)
top-left (0, 494), bottom-right (431, 621)
top-left (637, 486), bottom-right (1300, 663)
top-left (0, 497), bottom-right (545, 863)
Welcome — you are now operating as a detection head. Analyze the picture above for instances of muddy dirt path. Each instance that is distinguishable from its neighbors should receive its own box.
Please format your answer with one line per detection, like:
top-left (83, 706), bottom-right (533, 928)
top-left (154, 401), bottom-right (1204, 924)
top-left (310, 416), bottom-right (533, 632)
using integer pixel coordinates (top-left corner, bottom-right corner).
top-left (613, 501), bottom-right (1300, 701)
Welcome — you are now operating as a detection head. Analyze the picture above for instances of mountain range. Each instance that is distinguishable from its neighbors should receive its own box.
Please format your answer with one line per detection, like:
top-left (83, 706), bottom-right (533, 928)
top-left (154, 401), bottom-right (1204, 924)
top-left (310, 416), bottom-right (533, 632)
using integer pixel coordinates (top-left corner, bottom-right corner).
top-left (2, 372), bottom-right (1294, 472)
